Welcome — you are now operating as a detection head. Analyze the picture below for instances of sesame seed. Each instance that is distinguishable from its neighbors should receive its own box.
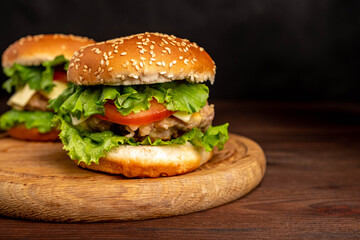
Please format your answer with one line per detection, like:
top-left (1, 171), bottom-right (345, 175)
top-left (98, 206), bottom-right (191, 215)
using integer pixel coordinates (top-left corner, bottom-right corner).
top-left (106, 60), bottom-right (109, 66)
top-left (100, 59), bottom-right (104, 65)
top-left (108, 51), bottom-right (112, 56)
top-left (160, 71), bottom-right (167, 75)
top-left (135, 65), bottom-right (140, 71)
top-left (184, 59), bottom-right (189, 65)
top-left (162, 61), bottom-right (165, 67)
top-left (179, 56), bottom-right (184, 59)
top-left (168, 74), bottom-right (174, 78)
top-left (140, 57), bottom-right (146, 61)
top-left (162, 50), bottom-right (167, 54)
top-left (129, 73), bottom-right (138, 79)
top-left (156, 62), bottom-right (162, 66)
top-left (114, 50), bottom-right (118, 53)
top-left (169, 63), bottom-right (173, 68)
top-left (108, 67), bottom-right (113, 72)
top-left (139, 62), bottom-right (144, 68)
top-left (121, 52), bottom-right (127, 55)
top-left (165, 47), bottom-right (171, 54)
top-left (150, 45), bottom-right (154, 50)
top-left (172, 60), bottom-right (177, 64)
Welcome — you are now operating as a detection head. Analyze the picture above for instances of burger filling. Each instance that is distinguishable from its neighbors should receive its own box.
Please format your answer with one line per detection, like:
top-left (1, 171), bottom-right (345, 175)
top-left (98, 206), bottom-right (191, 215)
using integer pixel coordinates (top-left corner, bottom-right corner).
top-left (49, 81), bottom-right (229, 165)
top-left (81, 103), bottom-right (214, 141)
top-left (0, 55), bottom-right (69, 134)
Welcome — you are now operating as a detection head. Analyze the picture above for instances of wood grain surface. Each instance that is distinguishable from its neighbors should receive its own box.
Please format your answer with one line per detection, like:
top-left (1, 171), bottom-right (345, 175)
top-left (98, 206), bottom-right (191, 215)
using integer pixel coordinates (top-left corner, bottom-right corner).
top-left (0, 133), bottom-right (265, 222)
top-left (0, 101), bottom-right (359, 239)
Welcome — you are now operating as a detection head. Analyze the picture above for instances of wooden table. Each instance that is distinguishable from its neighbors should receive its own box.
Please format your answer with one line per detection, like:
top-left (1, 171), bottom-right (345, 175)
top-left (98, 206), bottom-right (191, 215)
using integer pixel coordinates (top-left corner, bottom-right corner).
top-left (0, 101), bottom-right (359, 239)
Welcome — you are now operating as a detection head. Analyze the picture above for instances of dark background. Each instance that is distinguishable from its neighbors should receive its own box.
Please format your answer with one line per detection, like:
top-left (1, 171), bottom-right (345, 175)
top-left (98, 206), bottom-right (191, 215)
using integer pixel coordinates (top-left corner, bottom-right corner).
top-left (0, 0), bottom-right (360, 102)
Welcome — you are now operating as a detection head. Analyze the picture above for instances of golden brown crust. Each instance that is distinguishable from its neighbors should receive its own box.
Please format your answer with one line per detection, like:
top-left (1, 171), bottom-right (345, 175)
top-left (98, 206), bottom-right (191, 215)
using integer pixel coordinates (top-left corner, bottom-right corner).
top-left (2, 34), bottom-right (96, 68)
top-left (68, 32), bottom-right (216, 85)
top-left (76, 142), bottom-right (213, 178)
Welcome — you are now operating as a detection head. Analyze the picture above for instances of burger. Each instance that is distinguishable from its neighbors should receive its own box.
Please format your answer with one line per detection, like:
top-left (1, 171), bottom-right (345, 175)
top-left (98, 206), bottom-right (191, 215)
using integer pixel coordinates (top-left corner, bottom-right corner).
top-left (0, 34), bottom-right (95, 141)
top-left (49, 32), bottom-right (229, 178)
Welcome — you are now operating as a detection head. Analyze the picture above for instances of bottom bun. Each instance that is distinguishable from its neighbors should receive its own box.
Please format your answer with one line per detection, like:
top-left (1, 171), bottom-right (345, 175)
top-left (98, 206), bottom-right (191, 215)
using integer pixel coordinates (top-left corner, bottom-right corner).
top-left (76, 142), bottom-right (213, 178)
top-left (7, 125), bottom-right (59, 141)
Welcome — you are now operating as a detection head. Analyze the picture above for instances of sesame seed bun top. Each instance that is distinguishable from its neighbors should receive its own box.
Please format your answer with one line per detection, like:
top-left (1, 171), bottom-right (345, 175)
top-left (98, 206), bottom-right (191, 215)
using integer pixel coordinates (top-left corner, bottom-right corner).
top-left (2, 34), bottom-right (96, 68)
top-left (68, 32), bottom-right (216, 86)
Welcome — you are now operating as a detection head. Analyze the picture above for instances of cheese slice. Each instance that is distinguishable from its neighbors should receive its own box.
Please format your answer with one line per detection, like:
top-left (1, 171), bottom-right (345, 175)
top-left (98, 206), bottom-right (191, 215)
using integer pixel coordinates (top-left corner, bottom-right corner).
top-left (71, 114), bottom-right (89, 125)
top-left (7, 84), bottom-right (36, 110)
top-left (43, 81), bottom-right (68, 100)
top-left (173, 111), bottom-right (193, 123)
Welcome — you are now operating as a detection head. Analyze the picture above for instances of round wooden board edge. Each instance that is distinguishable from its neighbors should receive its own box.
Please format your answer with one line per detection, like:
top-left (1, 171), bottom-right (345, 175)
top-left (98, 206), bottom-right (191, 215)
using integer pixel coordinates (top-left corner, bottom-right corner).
top-left (0, 133), bottom-right (266, 222)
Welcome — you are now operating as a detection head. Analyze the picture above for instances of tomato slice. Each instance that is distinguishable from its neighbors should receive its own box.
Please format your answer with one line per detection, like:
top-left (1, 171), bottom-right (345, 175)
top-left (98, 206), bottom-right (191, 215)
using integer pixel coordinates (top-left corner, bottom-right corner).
top-left (95, 100), bottom-right (175, 126)
top-left (53, 70), bottom-right (67, 83)
top-left (8, 125), bottom-right (60, 141)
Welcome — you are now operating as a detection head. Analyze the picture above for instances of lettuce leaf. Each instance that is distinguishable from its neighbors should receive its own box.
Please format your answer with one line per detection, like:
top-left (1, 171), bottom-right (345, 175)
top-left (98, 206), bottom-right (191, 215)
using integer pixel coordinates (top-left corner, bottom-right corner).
top-left (56, 116), bottom-right (229, 165)
top-left (0, 109), bottom-right (55, 133)
top-left (49, 81), bottom-right (209, 117)
top-left (2, 55), bottom-right (69, 94)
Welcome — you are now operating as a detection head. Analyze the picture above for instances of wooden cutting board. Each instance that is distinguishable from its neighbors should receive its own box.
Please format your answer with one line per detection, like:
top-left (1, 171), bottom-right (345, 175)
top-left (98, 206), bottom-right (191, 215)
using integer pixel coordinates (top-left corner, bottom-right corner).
top-left (0, 133), bottom-right (266, 222)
